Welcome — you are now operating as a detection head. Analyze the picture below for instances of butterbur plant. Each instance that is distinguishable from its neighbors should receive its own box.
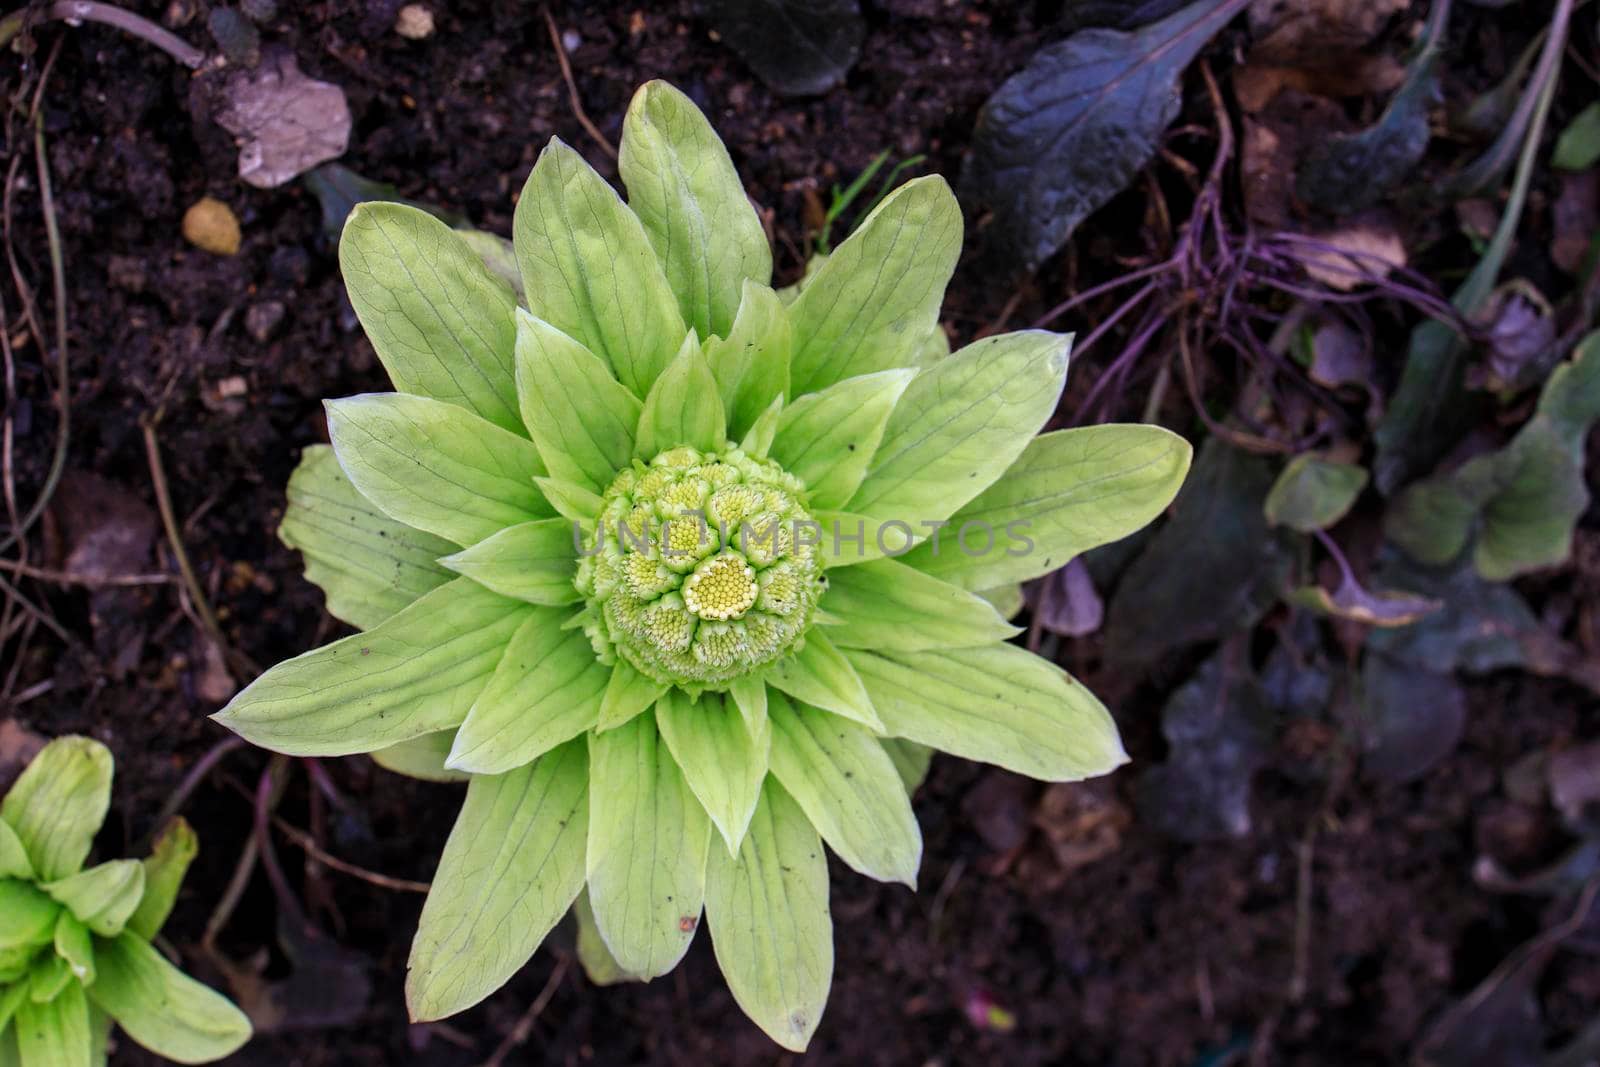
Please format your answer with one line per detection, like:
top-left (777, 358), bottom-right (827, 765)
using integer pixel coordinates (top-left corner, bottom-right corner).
top-left (216, 80), bottom-right (1191, 1048)
top-left (0, 737), bottom-right (251, 1065)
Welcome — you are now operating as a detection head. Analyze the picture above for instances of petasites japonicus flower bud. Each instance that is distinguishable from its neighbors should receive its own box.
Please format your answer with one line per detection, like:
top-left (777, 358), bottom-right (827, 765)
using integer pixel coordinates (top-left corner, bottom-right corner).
top-left (215, 80), bottom-right (1192, 1050)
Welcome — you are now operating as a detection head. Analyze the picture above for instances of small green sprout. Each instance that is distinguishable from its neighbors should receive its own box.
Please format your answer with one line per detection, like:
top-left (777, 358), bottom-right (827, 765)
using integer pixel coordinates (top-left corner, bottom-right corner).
top-left (0, 737), bottom-right (251, 1065)
top-left (216, 80), bottom-right (1191, 1049)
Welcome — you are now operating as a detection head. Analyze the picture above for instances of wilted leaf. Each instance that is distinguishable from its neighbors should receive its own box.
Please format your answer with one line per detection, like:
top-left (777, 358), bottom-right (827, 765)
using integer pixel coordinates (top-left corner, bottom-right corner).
top-left (1297, 217), bottom-right (1408, 291)
top-left (1357, 653), bottom-right (1465, 783)
top-left (699, 0), bottom-right (864, 96)
top-left (1061, 0), bottom-right (1193, 31)
top-left (1137, 648), bottom-right (1273, 841)
top-left (1366, 557), bottom-right (1534, 676)
top-left (1552, 172), bottom-right (1599, 276)
top-left (301, 164), bottom-right (455, 241)
top-left (1246, 0), bottom-right (1407, 61)
top-left (1476, 282), bottom-right (1556, 392)
top-left (1287, 572), bottom-right (1440, 627)
top-left (1027, 558), bottom-right (1104, 638)
top-left (1106, 438), bottom-right (1296, 664)
top-left (1295, 59), bottom-right (1435, 214)
top-left (962, 0), bottom-right (1249, 273)
top-left (215, 51), bottom-right (352, 188)
top-left (1263, 454), bottom-right (1367, 532)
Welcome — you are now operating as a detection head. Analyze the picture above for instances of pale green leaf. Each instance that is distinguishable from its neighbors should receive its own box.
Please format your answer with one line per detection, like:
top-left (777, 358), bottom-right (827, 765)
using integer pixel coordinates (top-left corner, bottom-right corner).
top-left (572, 888), bottom-right (635, 986)
top-left (407, 739), bottom-right (589, 1020)
top-left (0, 820), bottom-right (32, 881)
top-left (369, 731), bottom-right (469, 784)
top-left (619, 80), bottom-right (772, 339)
top-left (635, 336), bottom-right (727, 458)
top-left (215, 578), bottom-right (530, 757)
top-left (439, 519), bottom-right (579, 606)
top-left (655, 690), bottom-right (769, 854)
top-left (14, 979), bottom-right (90, 1067)
top-left (771, 369), bottom-right (915, 509)
top-left (765, 631), bottom-right (883, 732)
top-left (29, 955), bottom-right (72, 1004)
top-left (727, 674), bottom-right (768, 740)
top-left (904, 424), bottom-right (1192, 589)
top-left (0, 987), bottom-right (21, 1049)
top-left (87, 933), bottom-right (250, 1064)
top-left (52, 915), bottom-right (93, 986)
top-left (978, 583), bottom-right (1025, 620)
top-left (534, 476), bottom-right (605, 525)
top-left (326, 392), bottom-right (551, 547)
top-left (585, 714), bottom-right (712, 978)
top-left (881, 738), bottom-right (933, 794)
top-left (704, 280), bottom-right (792, 441)
top-left (821, 557), bottom-right (1019, 651)
top-left (704, 777), bottom-right (832, 1053)
top-left (788, 175), bottom-right (962, 394)
top-left (339, 202), bottom-right (521, 433)
top-left (278, 444), bottom-right (455, 631)
top-left (126, 819), bottom-right (197, 941)
top-left (850, 644), bottom-right (1127, 781)
top-left (446, 609), bottom-right (609, 774)
top-left (42, 861), bottom-right (144, 937)
top-left (0, 881), bottom-right (60, 951)
top-left (594, 661), bottom-right (667, 733)
top-left (738, 393), bottom-right (784, 459)
top-left (514, 310), bottom-right (642, 494)
top-left (848, 329), bottom-right (1070, 524)
top-left (811, 510), bottom-right (920, 568)
top-left (2, 737), bottom-right (113, 882)
top-left (1263, 454), bottom-right (1367, 533)
top-left (513, 138), bottom-right (686, 398)
top-left (767, 692), bottom-right (921, 886)
top-left (452, 227), bottom-right (522, 302)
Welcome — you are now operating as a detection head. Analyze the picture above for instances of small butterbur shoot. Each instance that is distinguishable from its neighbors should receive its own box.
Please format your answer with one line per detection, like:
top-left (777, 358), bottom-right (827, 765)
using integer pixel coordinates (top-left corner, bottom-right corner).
top-left (0, 737), bottom-right (251, 1065)
top-left (216, 80), bottom-right (1192, 1049)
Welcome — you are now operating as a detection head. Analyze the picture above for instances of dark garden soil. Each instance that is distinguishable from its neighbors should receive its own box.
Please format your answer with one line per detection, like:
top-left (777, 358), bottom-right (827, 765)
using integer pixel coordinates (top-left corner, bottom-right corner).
top-left (1, 2), bottom-right (1596, 1065)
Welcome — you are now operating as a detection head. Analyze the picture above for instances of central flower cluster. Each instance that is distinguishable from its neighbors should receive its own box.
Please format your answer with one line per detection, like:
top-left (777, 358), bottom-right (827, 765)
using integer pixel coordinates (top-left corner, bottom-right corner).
top-left (575, 445), bottom-right (825, 689)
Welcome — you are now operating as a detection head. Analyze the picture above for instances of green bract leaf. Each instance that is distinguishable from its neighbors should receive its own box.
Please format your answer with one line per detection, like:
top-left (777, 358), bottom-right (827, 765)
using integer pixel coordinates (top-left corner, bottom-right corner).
top-left (727, 675), bottom-right (768, 740)
top-left (126, 819), bottom-right (198, 941)
top-left (850, 644), bottom-right (1127, 781)
top-left (513, 138), bottom-right (686, 398)
top-left (339, 202), bottom-right (521, 434)
top-left (534, 476), bottom-right (605, 526)
top-left (811, 510), bottom-right (919, 568)
top-left (52, 914), bottom-right (93, 986)
top-left (881, 738), bottom-right (934, 794)
top-left (770, 369), bottom-right (915, 509)
top-left (655, 690), bottom-right (769, 854)
top-left (848, 330), bottom-right (1070, 524)
top-left (29, 955), bottom-right (72, 1004)
top-left (704, 778), bottom-right (832, 1053)
top-left (446, 608), bottom-right (609, 774)
top-left (42, 860), bottom-right (145, 937)
top-left (739, 393), bottom-right (785, 459)
top-left (279, 444), bottom-right (455, 631)
top-left (765, 630), bottom-right (883, 731)
top-left (0, 820), bottom-right (32, 881)
top-left (595, 662), bottom-right (668, 733)
top-left (0, 881), bottom-right (60, 951)
top-left (820, 557), bottom-right (1020, 651)
top-left (369, 731), bottom-right (469, 784)
top-left (215, 578), bottom-right (530, 756)
top-left (704, 281), bottom-right (792, 441)
top-left (325, 392), bottom-right (551, 547)
top-left (87, 933), bottom-right (251, 1064)
top-left (904, 424), bottom-right (1192, 589)
top-left (572, 888), bottom-right (634, 986)
top-left (767, 692), bottom-right (921, 886)
top-left (407, 739), bottom-right (589, 1021)
top-left (1, 737), bottom-right (113, 882)
top-left (439, 519), bottom-right (579, 606)
top-left (787, 176), bottom-right (961, 395)
top-left (619, 80), bottom-right (773, 339)
top-left (585, 714), bottom-right (712, 978)
top-left (634, 336), bottom-right (726, 458)
top-left (15, 979), bottom-right (90, 1067)
top-left (514, 310), bottom-right (642, 494)
top-left (1263, 455), bottom-right (1368, 533)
